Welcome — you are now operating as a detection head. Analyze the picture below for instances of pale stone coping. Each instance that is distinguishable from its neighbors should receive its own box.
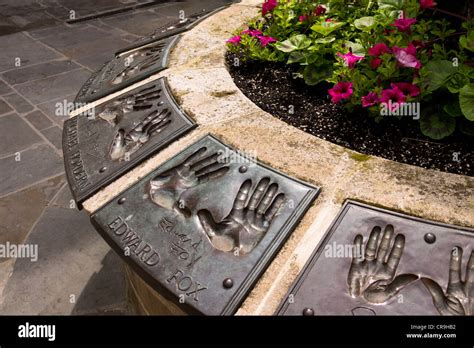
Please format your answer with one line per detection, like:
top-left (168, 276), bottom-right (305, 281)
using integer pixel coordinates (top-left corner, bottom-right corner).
top-left (67, 2), bottom-right (473, 315)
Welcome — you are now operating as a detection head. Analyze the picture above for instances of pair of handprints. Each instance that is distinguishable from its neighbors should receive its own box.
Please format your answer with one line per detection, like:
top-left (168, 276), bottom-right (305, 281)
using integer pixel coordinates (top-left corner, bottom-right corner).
top-left (348, 225), bottom-right (473, 315)
top-left (149, 147), bottom-right (286, 255)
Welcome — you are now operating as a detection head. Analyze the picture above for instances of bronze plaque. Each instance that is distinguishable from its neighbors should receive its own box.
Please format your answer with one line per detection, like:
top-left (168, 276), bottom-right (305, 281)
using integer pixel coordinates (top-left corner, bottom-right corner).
top-left (91, 135), bottom-right (320, 315)
top-left (277, 201), bottom-right (473, 316)
top-left (63, 77), bottom-right (196, 207)
top-left (75, 35), bottom-right (179, 104)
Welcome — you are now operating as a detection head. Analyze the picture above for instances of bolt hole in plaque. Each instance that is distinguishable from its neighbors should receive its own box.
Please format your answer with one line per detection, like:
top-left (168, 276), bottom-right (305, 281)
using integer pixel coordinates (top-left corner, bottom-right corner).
top-left (74, 35), bottom-right (180, 104)
top-left (63, 77), bottom-right (196, 208)
top-left (91, 135), bottom-right (320, 315)
top-left (277, 201), bottom-right (473, 316)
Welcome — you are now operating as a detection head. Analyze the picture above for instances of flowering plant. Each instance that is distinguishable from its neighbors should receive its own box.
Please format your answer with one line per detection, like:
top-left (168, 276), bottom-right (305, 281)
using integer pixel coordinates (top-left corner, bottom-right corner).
top-left (227, 0), bottom-right (474, 139)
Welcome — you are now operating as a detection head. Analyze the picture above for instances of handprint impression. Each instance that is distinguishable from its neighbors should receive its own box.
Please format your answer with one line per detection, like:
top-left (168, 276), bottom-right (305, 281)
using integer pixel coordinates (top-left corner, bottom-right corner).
top-left (149, 147), bottom-right (229, 217)
top-left (421, 247), bottom-right (473, 315)
top-left (99, 86), bottom-right (168, 162)
top-left (197, 178), bottom-right (286, 255)
top-left (347, 225), bottom-right (418, 304)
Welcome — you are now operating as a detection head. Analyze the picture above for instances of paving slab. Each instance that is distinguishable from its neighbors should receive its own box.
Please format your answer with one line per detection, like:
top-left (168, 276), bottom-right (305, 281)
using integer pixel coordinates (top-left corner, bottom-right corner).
top-left (101, 10), bottom-right (176, 37)
top-left (2, 59), bottom-right (81, 85)
top-left (15, 69), bottom-right (90, 105)
top-left (0, 113), bottom-right (42, 156)
top-left (0, 144), bottom-right (64, 196)
top-left (37, 93), bottom-right (76, 127)
top-left (24, 110), bottom-right (53, 131)
top-left (0, 32), bottom-right (61, 72)
top-left (0, 206), bottom-right (126, 315)
top-left (40, 125), bottom-right (62, 151)
top-left (0, 80), bottom-right (12, 95)
top-left (0, 99), bottom-right (13, 115)
top-left (0, 175), bottom-right (64, 256)
top-left (2, 92), bottom-right (34, 114)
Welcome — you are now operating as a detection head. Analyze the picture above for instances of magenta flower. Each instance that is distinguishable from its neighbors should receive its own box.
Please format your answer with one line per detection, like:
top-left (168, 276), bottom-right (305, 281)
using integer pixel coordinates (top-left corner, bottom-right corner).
top-left (393, 44), bottom-right (422, 69)
top-left (391, 83), bottom-right (420, 97)
top-left (370, 58), bottom-right (382, 69)
top-left (258, 35), bottom-right (277, 47)
top-left (368, 43), bottom-right (390, 57)
top-left (328, 82), bottom-right (353, 103)
top-left (299, 15), bottom-right (309, 22)
top-left (241, 29), bottom-right (262, 37)
top-left (380, 87), bottom-right (406, 111)
top-left (226, 35), bottom-right (241, 45)
top-left (337, 52), bottom-right (364, 69)
top-left (314, 5), bottom-right (326, 16)
top-left (393, 18), bottom-right (417, 32)
top-left (262, 0), bottom-right (277, 16)
top-left (325, 18), bottom-right (332, 22)
top-left (420, 0), bottom-right (436, 10)
top-left (361, 92), bottom-right (379, 107)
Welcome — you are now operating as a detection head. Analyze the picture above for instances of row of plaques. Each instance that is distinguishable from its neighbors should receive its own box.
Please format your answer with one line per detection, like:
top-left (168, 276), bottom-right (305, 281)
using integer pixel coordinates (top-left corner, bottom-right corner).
top-left (64, 1), bottom-right (473, 316)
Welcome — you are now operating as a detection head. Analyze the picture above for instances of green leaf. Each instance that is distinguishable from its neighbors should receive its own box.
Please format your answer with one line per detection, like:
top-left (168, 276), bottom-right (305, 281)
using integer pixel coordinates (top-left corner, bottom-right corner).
top-left (459, 84), bottom-right (474, 121)
top-left (288, 52), bottom-right (306, 64)
top-left (303, 64), bottom-right (333, 86)
top-left (460, 31), bottom-right (474, 52)
top-left (354, 16), bottom-right (376, 31)
top-left (377, 0), bottom-right (403, 11)
top-left (275, 34), bottom-right (311, 53)
top-left (346, 41), bottom-right (366, 56)
top-left (420, 111), bottom-right (456, 140)
top-left (311, 21), bottom-right (345, 36)
top-left (459, 118), bottom-right (474, 136)
top-left (314, 37), bottom-right (336, 44)
top-left (446, 74), bottom-right (470, 94)
top-left (443, 102), bottom-right (463, 117)
top-left (422, 60), bottom-right (458, 92)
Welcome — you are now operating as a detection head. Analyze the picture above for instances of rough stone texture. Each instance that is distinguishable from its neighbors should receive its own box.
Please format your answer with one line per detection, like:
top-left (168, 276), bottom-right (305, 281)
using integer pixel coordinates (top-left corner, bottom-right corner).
top-left (0, 113), bottom-right (42, 156)
top-left (75, 2), bottom-right (473, 315)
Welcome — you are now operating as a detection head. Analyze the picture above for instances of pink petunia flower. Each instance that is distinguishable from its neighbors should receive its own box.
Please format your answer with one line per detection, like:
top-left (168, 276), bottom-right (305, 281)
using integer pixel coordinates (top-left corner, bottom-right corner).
top-left (262, 0), bottom-right (278, 16)
top-left (258, 35), bottom-right (277, 47)
top-left (420, 0), bottom-right (436, 10)
top-left (337, 52), bottom-right (364, 69)
top-left (325, 18), bottom-right (332, 22)
top-left (226, 35), bottom-right (241, 45)
top-left (370, 58), bottom-right (382, 69)
top-left (393, 43), bottom-right (422, 69)
top-left (361, 92), bottom-right (379, 107)
top-left (380, 87), bottom-right (406, 111)
top-left (314, 5), bottom-right (326, 16)
top-left (241, 29), bottom-right (263, 37)
top-left (299, 15), bottom-right (309, 22)
top-left (393, 18), bottom-right (417, 32)
top-left (391, 83), bottom-right (420, 97)
top-left (329, 82), bottom-right (353, 103)
top-left (368, 43), bottom-right (390, 57)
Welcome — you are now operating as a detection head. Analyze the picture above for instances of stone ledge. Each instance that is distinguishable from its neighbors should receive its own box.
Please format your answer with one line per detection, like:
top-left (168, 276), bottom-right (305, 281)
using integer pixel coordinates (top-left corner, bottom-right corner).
top-left (74, 2), bottom-right (473, 315)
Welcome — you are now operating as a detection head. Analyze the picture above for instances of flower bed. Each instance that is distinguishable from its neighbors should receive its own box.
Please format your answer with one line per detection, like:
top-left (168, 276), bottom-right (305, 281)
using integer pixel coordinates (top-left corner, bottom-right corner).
top-left (226, 0), bottom-right (473, 175)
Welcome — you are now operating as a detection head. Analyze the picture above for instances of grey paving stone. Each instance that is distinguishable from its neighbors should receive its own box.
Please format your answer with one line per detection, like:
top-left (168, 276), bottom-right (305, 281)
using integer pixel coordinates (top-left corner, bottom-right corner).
top-left (36, 93), bottom-right (76, 127)
top-left (0, 175), bottom-right (64, 256)
top-left (152, 0), bottom-right (232, 18)
top-left (51, 182), bottom-right (75, 209)
top-left (2, 92), bottom-right (34, 114)
top-left (0, 144), bottom-right (64, 196)
top-left (15, 69), bottom-right (90, 105)
top-left (0, 80), bottom-right (13, 95)
top-left (24, 110), bottom-right (53, 131)
top-left (0, 32), bottom-right (61, 72)
top-left (2, 59), bottom-right (81, 85)
top-left (101, 10), bottom-right (175, 36)
top-left (27, 23), bottom-right (70, 39)
top-left (41, 125), bottom-right (62, 151)
top-left (36, 25), bottom-right (130, 70)
top-left (0, 206), bottom-right (127, 315)
top-left (0, 113), bottom-right (42, 156)
top-left (0, 99), bottom-right (13, 115)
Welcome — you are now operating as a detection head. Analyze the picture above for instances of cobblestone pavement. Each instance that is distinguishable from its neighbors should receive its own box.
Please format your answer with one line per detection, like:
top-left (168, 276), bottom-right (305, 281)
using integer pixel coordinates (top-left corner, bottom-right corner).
top-left (0, 0), bottom-right (233, 315)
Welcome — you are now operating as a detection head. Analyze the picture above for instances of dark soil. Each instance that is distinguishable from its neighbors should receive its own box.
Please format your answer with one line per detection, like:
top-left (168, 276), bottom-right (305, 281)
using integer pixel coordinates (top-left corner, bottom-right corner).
top-left (226, 52), bottom-right (473, 177)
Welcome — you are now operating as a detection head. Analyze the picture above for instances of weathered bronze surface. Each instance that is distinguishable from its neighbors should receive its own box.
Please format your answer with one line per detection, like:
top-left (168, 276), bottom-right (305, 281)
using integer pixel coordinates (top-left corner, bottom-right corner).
top-left (90, 135), bottom-right (320, 315)
top-left (277, 201), bottom-right (474, 315)
top-left (63, 77), bottom-right (196, 207)
top-left (75, 35), bottom-right (179, 104)
top-left (116, 4), bottom-right (232, 56)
